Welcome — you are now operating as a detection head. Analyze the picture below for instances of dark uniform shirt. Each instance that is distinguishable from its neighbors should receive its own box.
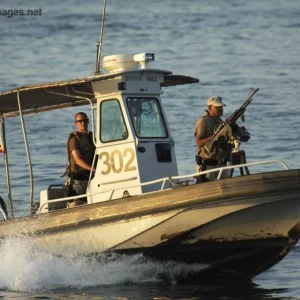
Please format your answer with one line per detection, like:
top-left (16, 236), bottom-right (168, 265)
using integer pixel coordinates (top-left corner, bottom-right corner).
top-left (68, 131), bottom-right (95, 180)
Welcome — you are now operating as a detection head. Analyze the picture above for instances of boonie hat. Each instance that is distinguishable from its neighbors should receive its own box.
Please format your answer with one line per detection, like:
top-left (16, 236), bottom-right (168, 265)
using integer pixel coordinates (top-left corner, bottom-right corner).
top-left (207, 96), bottom-right (226, 107)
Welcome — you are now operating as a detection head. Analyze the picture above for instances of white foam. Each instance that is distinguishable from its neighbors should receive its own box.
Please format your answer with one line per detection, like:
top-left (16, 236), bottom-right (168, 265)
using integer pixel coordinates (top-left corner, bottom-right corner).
top-left (0, 235), bottom-right (207, 292)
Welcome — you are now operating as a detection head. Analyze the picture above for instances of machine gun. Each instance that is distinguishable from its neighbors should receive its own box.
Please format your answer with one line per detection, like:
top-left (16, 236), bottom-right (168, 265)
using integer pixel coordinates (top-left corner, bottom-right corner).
top-left (200, 88), bottom-right (259, 159)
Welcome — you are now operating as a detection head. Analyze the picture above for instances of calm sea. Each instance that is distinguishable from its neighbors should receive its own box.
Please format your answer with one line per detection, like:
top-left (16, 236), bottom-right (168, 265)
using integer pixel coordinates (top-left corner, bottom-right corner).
top-left (0, 0), bottom-right (300, 299)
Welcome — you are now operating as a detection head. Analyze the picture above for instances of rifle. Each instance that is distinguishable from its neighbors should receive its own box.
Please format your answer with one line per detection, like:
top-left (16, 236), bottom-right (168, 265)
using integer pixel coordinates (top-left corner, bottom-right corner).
top-left (199, 88), bottom-right (259, 159)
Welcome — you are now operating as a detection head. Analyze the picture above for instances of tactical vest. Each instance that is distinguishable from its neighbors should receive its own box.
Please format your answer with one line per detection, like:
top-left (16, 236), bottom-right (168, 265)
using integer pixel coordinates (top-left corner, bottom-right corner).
top-left (195, 112), bottom-right (230, 161)
top-left (66, 131), bottom-right (95, 179)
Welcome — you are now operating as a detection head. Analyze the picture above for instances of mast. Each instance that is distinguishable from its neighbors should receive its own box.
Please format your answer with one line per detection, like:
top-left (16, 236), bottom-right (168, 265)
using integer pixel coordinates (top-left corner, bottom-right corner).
top-left (94, 0), bottom-right (107, 75)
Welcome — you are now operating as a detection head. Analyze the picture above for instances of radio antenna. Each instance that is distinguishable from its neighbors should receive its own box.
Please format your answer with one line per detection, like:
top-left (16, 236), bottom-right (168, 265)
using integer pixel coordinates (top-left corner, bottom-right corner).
top-left (95, 0), bottom-right (107, 75)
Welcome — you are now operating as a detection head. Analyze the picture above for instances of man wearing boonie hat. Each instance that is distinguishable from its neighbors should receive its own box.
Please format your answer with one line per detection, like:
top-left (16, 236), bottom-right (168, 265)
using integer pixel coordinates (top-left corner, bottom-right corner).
top-left (194, 96), bottom-right (231, 182)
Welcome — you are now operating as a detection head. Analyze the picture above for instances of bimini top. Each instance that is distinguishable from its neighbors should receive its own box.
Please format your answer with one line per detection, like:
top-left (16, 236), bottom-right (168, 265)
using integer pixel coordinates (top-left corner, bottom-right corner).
top-left (0, 69), bottom-right (199, 118)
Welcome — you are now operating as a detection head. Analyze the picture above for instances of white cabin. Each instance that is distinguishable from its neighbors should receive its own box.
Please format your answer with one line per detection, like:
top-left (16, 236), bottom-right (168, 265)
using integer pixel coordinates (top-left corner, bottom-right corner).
top-left (88, 53), bottom-right (179, 204)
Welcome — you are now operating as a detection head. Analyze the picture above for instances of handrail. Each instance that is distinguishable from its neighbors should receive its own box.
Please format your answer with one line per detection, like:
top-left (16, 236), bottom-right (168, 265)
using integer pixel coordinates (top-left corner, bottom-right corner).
top-left (37, 159), bottom-right (289, 214)
top-left (37, 189), bottom-right (112, 214)
top-left (172, 159), bottom-right (289, 181)
top-left (161, 159), bottom-right (289, 189)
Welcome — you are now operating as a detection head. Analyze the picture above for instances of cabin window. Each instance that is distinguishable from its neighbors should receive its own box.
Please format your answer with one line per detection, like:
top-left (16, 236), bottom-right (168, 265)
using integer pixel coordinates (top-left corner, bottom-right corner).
top-left (126, 97), bottom-right (168, 138)
top-left (100, 99), bottom-right (128, 142)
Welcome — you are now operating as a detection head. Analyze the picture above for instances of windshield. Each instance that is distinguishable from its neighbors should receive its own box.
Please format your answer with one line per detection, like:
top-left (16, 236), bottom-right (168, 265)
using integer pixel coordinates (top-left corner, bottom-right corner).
top-left (100, 99), bottom-right (128, 142)
top-left (126, 97), bottom-right (168, 138)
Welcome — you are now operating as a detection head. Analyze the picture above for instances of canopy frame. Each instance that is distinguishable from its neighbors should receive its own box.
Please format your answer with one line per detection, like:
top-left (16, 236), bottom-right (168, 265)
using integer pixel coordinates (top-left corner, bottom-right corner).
top-left (2, 88), bottom-right (97, 216)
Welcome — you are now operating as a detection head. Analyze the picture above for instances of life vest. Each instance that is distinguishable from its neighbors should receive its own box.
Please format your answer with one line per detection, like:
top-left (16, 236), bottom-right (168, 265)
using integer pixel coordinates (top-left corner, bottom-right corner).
top-left (65, 131), bottom-right (95, 178)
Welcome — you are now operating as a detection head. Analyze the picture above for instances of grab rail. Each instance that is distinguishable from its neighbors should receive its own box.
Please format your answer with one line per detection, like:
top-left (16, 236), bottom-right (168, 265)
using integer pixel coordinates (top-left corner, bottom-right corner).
top-left (37, 159), bottom-right (289, 214)
top-left (161, 159), bottom-right (289, 188)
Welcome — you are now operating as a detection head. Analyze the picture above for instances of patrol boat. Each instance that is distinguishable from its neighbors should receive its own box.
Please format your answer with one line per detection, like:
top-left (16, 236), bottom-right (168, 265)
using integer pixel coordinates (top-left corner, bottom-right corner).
top-left (0, 52), bottom-right (300, 279)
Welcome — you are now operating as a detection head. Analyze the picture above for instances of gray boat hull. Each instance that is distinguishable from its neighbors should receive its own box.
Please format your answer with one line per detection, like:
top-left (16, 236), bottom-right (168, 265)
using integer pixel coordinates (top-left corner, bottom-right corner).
top-left (0, 169), bottom-right (300, 278)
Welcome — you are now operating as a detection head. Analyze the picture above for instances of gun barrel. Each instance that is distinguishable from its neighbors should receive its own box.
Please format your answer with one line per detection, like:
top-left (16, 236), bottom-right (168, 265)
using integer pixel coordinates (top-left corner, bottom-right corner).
top-left (226, 88), bottom-right (259, 124)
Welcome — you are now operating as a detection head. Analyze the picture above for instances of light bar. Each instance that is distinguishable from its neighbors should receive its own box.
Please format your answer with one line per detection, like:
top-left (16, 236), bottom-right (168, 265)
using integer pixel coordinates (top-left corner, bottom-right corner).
top-left (133, 53), bottom-right (155, 69)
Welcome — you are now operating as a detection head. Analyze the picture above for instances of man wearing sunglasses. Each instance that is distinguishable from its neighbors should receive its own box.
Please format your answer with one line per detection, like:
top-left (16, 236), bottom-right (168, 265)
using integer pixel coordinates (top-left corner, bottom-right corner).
top-left (65, 112), bottom-right (96, 207)
top-left (194, 96), bottom-right (231, 182)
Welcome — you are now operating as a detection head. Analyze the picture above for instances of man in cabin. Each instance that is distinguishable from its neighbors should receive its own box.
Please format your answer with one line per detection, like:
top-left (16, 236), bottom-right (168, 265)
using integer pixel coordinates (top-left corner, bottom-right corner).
top-left (65, 112), bottom-right (96, 207)
top-left (194, 96), bottom-right (232, 182)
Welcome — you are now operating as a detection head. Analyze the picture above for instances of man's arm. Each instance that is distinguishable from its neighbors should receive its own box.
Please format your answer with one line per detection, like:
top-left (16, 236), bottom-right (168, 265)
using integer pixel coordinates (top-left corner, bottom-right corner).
top-left (72, 150), bottom-right (95, 172)
top-left (195, 135), bottom-right (212, 148)
top-left (195, 117), bottom-right (212, 148)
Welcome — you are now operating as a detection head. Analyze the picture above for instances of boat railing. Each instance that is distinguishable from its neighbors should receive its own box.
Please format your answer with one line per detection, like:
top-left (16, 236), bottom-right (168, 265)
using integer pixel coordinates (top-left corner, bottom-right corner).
top-left (165, 159), bottom-right (289, 187)
top-left (37, 159), bottom-right (289, 214)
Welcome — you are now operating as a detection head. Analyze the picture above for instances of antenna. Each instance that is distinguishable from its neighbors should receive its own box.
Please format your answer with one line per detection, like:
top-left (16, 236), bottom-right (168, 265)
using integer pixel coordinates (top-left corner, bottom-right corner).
top-left (94, 0), bottom-right (107, 75)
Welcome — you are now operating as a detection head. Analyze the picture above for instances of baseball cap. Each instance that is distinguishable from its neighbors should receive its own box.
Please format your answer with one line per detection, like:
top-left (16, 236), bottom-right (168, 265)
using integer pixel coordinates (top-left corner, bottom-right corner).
top-left (207, 96), bottom-right (226, 107)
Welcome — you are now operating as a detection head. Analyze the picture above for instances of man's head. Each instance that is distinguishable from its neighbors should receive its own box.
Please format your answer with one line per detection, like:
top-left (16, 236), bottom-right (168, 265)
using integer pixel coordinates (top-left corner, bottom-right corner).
top-left (74, 112), bottom-right (89, 132)
top-left (207, 96), bottom-right (226, 117)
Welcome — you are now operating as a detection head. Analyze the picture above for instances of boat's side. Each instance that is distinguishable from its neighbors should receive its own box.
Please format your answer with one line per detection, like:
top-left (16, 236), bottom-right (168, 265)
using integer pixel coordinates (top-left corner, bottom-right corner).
top-left (27, 193), bottom-right (275, 255)
top-left (0, 169), bottom-right (299, 276)
top-left (113, 192), bottom-right (300, 247)
top-left (115, 195), bottom-right (300, 277)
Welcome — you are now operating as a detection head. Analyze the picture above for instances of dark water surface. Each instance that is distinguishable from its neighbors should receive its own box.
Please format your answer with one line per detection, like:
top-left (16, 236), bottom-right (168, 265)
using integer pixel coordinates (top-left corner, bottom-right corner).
top-left (0, 0), bottom-right (300, 298)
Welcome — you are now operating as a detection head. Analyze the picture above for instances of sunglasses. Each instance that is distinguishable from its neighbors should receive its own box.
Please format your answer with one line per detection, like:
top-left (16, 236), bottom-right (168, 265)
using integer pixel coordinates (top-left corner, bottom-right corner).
top-left (75, 118), bottom-right (89, 123)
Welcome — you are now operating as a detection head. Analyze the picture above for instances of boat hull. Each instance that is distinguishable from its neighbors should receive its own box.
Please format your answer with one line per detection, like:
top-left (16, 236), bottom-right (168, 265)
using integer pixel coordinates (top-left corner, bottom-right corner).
top-left (117, 236), bottom-right (299, 278)
top-left (114, 197), bottom-right (300, 277)
top-left (0, 169), bottom-right (300, 277)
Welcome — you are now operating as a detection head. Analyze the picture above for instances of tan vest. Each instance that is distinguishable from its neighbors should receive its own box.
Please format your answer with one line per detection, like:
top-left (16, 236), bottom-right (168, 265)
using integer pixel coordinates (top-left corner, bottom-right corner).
top-left (195, 112), bottom-right (230, 161)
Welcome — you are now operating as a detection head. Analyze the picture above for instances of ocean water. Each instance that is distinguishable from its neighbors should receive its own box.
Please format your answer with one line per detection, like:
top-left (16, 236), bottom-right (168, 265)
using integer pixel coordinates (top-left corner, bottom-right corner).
top-left (0, 0), bottom-right (300, 298)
